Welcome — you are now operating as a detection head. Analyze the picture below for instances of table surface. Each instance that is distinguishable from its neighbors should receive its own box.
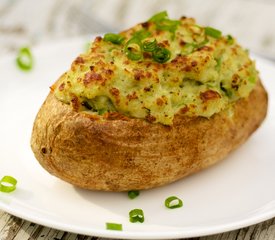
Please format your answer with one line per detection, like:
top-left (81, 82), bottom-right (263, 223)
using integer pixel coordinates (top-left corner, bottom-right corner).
top-left (1, 0), bottom-right (275, 239)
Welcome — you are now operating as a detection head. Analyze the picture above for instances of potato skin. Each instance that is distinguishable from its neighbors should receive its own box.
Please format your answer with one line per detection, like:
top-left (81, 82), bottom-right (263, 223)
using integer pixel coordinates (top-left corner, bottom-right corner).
top-left (31, 80), bottom-right (267, 191)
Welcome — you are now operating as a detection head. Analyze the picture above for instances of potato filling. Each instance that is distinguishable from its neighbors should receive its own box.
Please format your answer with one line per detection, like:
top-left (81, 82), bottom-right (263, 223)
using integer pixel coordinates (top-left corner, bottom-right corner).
top-left (53, 12), bottom-right (258, 125)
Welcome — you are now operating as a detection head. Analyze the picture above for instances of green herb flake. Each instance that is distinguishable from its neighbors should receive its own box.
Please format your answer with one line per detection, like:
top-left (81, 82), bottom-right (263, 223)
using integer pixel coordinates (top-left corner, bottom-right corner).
top-left (152, 47), bottom-right (171, 63)
top-left (132, 29), bottom-right (151, 40)
top-left (148, 11), bottom-right (168, 22)
top-left (142, 39), bottom-right (157, 52)
top-left (220, 84), bottom-right (233, 98)
top-left (195, 39), bottom-right (209, 49)
top-left (226, 35), bottom-right (234, 45)
top-left (215, 58), bottom-right (222, 71)
top-left (248, 76), bottom-right (256, 83)
top-left (156, 18), bottom-right (180, 32)
top-left (182, 39), bottom-right (209, 55)
top-left (97, 109), bottom-right (107, 115)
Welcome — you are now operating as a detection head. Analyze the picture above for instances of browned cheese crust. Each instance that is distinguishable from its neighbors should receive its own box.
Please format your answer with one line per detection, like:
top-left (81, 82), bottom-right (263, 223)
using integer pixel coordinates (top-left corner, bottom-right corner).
top-left (30, 80), bottom-right (268, 191)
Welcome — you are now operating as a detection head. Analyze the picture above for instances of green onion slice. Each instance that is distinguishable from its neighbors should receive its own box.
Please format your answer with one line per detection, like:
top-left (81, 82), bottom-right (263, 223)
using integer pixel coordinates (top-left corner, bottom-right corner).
top-left (142, 39), bottom-right (157, 52)
top-left (149, 11), bottom-right (180, 37)
top-left (129, 209), bottom-right (144, 223)
top-left (103, 33), bottom-right (125, 45)
top-left (16, 47), bottom-right (33, 71)
top-left (106, 222), bottom-right (123, 231)
top-left (128, 190), bottom-right (140, 199)
top-left (205, 27), bottom-right (222, 39)
top-left (152, 47), bottom-right (171, 63)
top-left (0, 176), bottom-right (17, 193)
top-left (165, 196), bottom-right (183, 209)
top-left (148, 11), bottom-right (168, 22)
top-left (124, 37), bottom-right (143, 61)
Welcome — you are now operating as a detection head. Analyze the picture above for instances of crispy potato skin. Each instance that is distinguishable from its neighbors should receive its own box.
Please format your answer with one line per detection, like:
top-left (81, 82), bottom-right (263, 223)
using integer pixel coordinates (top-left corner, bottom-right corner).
top-left (31, 80), bottom-right (267, 191)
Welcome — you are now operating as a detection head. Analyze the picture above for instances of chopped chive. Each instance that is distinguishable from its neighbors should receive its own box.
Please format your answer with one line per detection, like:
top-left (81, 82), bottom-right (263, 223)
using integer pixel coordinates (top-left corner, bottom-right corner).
top-left (182, 42), bottom-right (195, 54)
top-left (81, 101), bottom-right (93, 111)
top-left (248, 76), bottom-right (256, 83)
top-left (103, 33), bottom-right (125, 45)
top-left (128, 190), bottom-right (140, 199)
top-left (220, 83), bottom-right (233, 98)
top-left (226, 35), bottom-right (234, 45)
top-left (129, 209), bottom-right (144, 223)
top-left (149, 11), bottom-right (180, 38)
top-left (195, 39), bottom-right (209, 49)
top-left (132, 29), bottom-right (151, 40)
top-left (215, 57), bottom-right (222, 71)
top-left (106, 222), bottom-right (123, 231)
top-left (97, 108), bottom-right (107, 115)
top-left (165, 196), bottom-right (183, 209)
top-left (142, 39), bottom-right (157, 52)
top-left (183, 39), bottom-right (209, 55)
top-left (155, 18), bottom-right (180, 32)
top-left (124, 37), bottom-right (143, 61)
top-left (16, 47), bottom-right (33, 71)
top-left (0, 176), bottom-right (17, 193)
top-left (205, 27), bottom-right (222, 39)
top-left (152, 47), bottom-right (171, 63)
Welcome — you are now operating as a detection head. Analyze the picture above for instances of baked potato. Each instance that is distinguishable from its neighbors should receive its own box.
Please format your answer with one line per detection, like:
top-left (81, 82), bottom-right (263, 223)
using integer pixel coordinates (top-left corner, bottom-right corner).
top-left (31, 12), bottom-right (268, 191)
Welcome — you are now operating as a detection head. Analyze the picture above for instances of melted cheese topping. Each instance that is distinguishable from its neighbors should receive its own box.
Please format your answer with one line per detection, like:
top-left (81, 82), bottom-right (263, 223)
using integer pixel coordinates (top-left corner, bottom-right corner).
top-left (53, 15), bottom-right (257, 125)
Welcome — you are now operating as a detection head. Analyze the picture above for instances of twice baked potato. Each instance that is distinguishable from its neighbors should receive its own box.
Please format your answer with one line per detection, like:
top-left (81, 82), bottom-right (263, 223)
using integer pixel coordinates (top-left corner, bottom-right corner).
top-left (31, 12), bottom-right (268, 191)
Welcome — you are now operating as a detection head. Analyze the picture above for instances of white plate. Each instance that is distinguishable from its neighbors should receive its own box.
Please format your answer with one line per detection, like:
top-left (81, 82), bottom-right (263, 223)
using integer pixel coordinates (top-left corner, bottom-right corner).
top-left (0, 37), bottom-right (275, 239)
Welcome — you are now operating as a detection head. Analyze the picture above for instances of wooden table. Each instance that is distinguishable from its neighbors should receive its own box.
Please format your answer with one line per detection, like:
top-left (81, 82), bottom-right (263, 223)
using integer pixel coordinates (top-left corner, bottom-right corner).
top-left (0, 211), bottom-right (275, 240)
top-left (1, 0), bottom-right (275, 239)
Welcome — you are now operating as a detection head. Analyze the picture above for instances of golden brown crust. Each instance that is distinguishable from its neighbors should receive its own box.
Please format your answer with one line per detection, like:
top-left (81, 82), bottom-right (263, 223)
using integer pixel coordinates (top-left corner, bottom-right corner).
top-left (31, 80), bottom-right (268, 191)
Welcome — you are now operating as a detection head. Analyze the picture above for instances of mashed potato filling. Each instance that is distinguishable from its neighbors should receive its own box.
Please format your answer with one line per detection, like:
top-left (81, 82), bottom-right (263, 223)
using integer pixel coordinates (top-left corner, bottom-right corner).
top-left (53, 12), bottom-right (257, 125)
